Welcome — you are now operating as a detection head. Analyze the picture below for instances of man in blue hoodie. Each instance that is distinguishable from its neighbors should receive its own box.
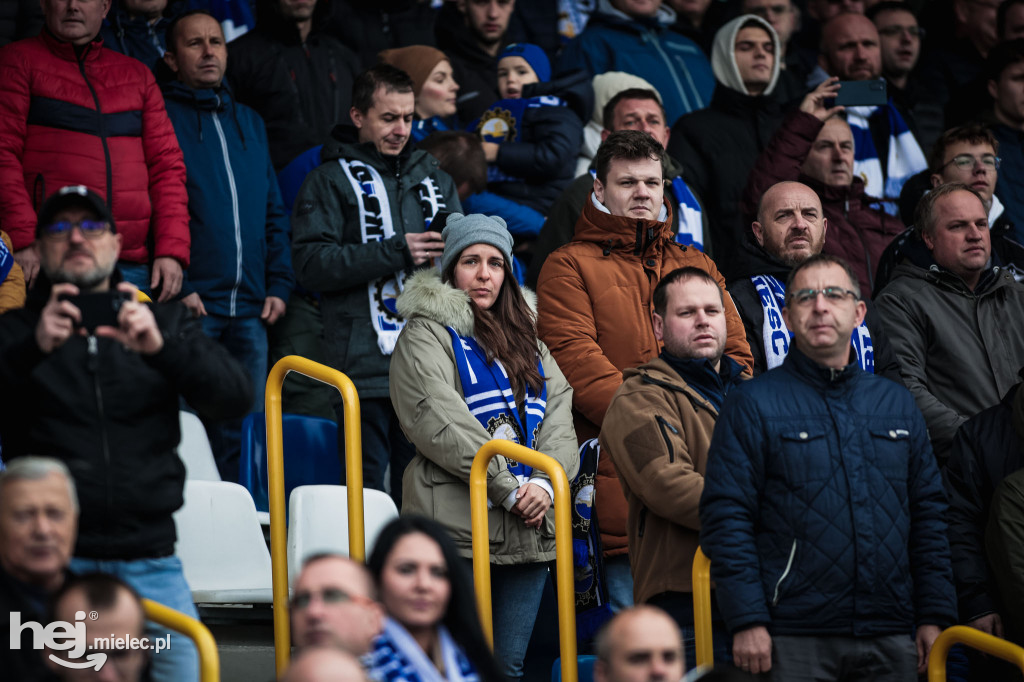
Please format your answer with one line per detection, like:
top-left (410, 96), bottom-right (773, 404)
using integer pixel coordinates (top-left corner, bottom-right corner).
top-left (556, 0), bottom-right (714, 126)
top-left (161, 10), bottom-right (294, 481)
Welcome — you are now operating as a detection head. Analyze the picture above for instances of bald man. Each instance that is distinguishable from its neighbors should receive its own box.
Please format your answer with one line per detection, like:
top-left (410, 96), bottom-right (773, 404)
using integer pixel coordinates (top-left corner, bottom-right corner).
top-left (816, 13), bottom-right (927, 210)
top-left (728, 180), bottom-right (901, 380)
top-left (594, 606), bottom-right (685, 682)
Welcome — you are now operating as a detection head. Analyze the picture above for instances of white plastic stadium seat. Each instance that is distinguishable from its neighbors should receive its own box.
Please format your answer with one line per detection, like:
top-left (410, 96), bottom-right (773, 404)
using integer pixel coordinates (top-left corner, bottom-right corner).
top-left (174, 480), bottom-right (273, 604)
top-left (177, 411), bottom-right (221, 481)
top-left (287, 485), bottom-right (399, 580)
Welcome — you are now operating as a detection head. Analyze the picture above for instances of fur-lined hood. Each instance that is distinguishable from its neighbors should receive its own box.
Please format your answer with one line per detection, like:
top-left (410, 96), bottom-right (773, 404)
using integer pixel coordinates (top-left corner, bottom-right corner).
top-left (396, 269), bottom-right (537, 338)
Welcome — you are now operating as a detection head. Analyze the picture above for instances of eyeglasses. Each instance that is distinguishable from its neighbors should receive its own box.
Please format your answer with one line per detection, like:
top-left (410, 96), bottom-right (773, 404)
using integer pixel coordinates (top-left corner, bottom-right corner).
top-left (877, 25), bottom-right (925, 39)
top-left (941, 154), bottom-right (1000, 171)
top-left (290, 588), bottom-right (373, 610)
top-left (787, 287), bottom-right (860, 305)
top-left (41, 220), bottom-right (111, 241)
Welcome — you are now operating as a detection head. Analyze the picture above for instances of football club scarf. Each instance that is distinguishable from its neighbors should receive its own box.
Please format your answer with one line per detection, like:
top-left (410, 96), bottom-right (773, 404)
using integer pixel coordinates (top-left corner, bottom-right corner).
top-left (474, 96), bottom-right (567, 184)
top-left (445, 327), bottom-right (546, 483)
top-left (558, 0), bottom-right (595, 43)
top-left (366, 617), bottom-right (479, 682)
top-left (340, 158), bottom-right (445, 355)
top-left (571, 438), bottom-right (613, 640)
top-left (752, 274), bottom-right (874, 372)
top-left (846, 103), bottom-right (927, 216)
top-left (0, 236), bottom-right (13, 285)
top-left (411, 116), bottom-right (449, 144)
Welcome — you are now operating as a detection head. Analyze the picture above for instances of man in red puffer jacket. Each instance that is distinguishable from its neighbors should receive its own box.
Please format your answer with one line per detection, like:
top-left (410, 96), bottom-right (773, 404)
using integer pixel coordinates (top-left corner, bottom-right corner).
top-left (0, 0), bottom-right (189, 300)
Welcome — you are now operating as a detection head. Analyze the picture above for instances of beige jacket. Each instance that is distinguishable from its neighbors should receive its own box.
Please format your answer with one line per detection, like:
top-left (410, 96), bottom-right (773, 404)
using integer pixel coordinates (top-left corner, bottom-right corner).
top-left (390, 270), bottom-right (579, 565)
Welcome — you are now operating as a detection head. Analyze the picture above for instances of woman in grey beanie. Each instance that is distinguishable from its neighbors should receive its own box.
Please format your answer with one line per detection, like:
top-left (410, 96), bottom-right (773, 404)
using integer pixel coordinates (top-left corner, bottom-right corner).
top-left (389, 213), bottom-right (579, 681)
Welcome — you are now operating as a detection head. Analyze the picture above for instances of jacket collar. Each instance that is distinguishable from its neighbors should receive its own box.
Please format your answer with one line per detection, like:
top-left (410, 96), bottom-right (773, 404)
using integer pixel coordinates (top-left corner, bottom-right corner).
top-left (42, 27), bottom-right (103, 62)
top-left (783, 344), bottom-right (860, 388)
top-left (161, 80), bottom-right (233, 111)
top-left (573, 193), bottom-right (675, 254)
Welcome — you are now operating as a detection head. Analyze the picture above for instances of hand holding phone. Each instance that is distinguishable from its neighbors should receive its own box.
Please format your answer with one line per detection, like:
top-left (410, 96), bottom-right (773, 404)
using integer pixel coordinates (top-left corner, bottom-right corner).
top-left (58, 290), bottom-right (131, 333)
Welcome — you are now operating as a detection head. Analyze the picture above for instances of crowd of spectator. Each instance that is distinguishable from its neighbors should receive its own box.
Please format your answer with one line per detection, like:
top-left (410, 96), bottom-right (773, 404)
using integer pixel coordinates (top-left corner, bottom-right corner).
top-left (3, 0), bottom-right (1024, 681)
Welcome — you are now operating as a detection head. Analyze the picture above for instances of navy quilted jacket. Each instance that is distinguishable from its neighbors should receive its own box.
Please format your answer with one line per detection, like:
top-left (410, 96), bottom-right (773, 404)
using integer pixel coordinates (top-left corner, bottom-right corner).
top-left (699, 346), bottom-right (956, 636)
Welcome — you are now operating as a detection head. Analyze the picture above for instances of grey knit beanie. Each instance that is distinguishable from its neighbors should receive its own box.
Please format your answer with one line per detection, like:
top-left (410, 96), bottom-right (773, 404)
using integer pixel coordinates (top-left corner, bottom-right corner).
top-left (440, 213), bottom-right (514, 275)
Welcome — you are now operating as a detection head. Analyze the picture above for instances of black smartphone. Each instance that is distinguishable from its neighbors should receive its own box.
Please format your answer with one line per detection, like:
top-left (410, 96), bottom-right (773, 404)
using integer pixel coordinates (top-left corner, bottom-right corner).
top-left (834, 79), bottom-right (888, 107)
top-left (59, 291), bottom-right (132, 332)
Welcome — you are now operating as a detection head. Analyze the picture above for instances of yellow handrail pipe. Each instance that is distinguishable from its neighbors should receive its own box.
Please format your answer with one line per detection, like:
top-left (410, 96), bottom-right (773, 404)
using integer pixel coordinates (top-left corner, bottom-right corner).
top-left (692, 547), bottom-right (713, 669)
top-left (469, 440), bottom-right (578, 682)
top-left (142, 599), bottom-right (219, 682)
top-left (928, 625), bottom-right (1024, 681)
top-left (266, 355), bottom-right (363, 676)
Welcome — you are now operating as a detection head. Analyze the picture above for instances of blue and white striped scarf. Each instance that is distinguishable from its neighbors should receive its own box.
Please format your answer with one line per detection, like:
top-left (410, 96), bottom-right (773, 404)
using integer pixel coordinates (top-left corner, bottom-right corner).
top-left (846, 103), bottom-right (927, 217)
top-left (752, 274), bottom-right (874, 372)
top-left (366, 617), bottom-right (478, 682)
top-left (446, 327), bottom-right (546, 480)
top-left (0, 236), bottom-right (13, 285)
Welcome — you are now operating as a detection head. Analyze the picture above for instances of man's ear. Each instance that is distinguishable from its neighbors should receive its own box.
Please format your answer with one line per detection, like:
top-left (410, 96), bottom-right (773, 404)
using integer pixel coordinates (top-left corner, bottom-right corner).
top-left (821, 217), bottom-right (828, 243)
top-left (163, 50), bottom-right (179, 74)
top-left (593, 176), bottom-right (606, 205)
top-left (930, 173), bottom-right (943, 189)
top-left (600, 128), bottom-right (611, 142)
top-left (921, 227), bottom-right (935, 250)
top-left (751, 221), bottom-right (766, 247)
top-left (989, 78), bottom-right (999, 100)
top-left (652, 310), bottom-right (665, 342)
top-left (350, 106), bottom-right (364, 130)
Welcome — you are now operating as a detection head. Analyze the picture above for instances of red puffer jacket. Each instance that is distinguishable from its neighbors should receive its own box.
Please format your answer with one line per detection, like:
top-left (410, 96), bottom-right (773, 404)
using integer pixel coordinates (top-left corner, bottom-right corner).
top-left (0, 31), bottom-right (189, 265)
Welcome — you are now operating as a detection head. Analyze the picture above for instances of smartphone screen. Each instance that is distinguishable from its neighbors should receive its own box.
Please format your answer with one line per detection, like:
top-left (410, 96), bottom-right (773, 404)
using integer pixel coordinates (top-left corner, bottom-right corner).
top-left (834, 79), bottom-right (888, 107)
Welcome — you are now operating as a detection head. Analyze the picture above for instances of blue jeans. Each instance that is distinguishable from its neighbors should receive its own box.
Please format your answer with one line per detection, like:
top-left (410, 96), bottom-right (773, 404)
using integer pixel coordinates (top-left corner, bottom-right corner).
top-left (490, 562), bottom-right (551, 681)
top-left (70, 556), bottom-right (199, 682)
top-left (199, 314), bottom-right (266, 482)
top-left (117, 262), bottom-right (151, 296)
top-left (337, 397), bottom-right (415, 509)
top-left (604, 554), bottom-right (634, 613)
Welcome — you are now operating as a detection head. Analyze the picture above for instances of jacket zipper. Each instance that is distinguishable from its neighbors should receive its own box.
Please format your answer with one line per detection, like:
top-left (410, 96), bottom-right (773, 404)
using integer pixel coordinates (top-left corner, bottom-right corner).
top-left (656, 415), bottom-right (678, 463)
top-left (771, 539), bottom-right (798, 606)
top-left (78, 55), bottom-right (114, 213)
top-left (87, 336), bottom-right (114, 525)
top-left (211, 110), bottom-right (243, 316)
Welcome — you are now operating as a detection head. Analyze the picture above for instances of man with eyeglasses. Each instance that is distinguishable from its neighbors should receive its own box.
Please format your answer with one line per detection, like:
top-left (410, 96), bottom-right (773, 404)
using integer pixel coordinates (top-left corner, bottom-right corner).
top-left (867, 1), bottom-right (944, 157)
top-left (0, 186), bottom-right (252, 682)
top-left (876, 183), bottom-right (1024, 463)
top-left (701, 252), bottom-right (956, 679)
top-left (290, 553), bottom-right (384, 655)
top-left (877, 124), bottom-right (1024, 294)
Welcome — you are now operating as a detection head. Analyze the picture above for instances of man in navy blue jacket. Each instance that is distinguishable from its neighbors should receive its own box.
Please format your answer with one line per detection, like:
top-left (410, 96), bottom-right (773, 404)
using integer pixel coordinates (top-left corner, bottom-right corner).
top-left (161, 10), bottom-right (294, 481)
top-left (699, 253), bottom-right (956, 678)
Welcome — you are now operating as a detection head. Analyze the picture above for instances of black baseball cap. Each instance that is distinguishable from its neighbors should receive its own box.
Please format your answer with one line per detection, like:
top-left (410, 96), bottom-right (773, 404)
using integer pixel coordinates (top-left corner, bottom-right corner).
top-left (36, 185), bottom-right (116, 237)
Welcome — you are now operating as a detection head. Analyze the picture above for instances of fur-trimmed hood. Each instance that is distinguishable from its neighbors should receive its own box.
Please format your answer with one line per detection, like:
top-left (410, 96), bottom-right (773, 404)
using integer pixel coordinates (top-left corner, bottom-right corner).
top-left (396, 269), bottom-right (537, 338)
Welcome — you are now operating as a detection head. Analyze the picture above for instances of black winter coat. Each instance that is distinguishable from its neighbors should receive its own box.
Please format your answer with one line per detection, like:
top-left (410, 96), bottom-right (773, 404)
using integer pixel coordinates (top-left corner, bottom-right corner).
top-left (944, 384), bottom-right (1024, 623)
top-left (0, 0), bottom-right (42, 47)
top-left (229, 0), bottom-right (361, 170)
top-left (435, 4), bottom-right (507, 124)
top-left (327, 0), bottom-right (439, 70)
top-left (669, 83), bottom-right (787, 280)
top-left (0, 280), bottom-right (253, 560)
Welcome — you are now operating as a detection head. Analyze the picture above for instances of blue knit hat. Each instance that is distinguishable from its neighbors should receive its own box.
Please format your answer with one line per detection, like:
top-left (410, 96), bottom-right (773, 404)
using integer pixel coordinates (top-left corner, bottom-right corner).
top-left (497, 43), bottom-right (550, 83)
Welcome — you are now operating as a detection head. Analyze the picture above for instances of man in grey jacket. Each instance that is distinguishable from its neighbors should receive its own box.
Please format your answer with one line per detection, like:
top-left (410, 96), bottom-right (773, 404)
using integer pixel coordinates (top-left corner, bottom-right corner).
top-left (876, 182), bottom-right (1024, 461)
top-left (291, 64), bottom-right (461, 505)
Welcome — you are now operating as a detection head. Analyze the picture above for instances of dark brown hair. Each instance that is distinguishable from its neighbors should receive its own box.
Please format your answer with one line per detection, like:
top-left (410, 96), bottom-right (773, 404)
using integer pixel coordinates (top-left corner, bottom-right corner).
top-left (594, 130), bottom-right (665, 185)
top-left (928, 124), bottom-right (999, 173)
top-left (442, 259), bottom-right (544, 401)
top-left (914, 182), bottom-right (986, 237)
top-left (602, 88), bottom-right (665, 132)
top-left (418, 131), bottom-right (487, 196)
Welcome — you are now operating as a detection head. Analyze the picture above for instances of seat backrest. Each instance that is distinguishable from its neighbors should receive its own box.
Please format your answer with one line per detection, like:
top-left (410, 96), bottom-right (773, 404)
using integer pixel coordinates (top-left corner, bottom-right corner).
top-left (177, 411), bottom-right (221, 481)
top-left (286, 484), bottom-right (398, 580)
top-left (239, 412), bottom-right (341, 512)
top-left (551, 655), bottom-right (597, 682)
top-left (174, 480), bottom-right (273, 593)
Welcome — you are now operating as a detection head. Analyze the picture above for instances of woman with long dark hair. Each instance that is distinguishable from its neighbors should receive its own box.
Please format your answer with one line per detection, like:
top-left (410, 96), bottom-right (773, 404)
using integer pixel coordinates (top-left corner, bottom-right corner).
top-left (365, 515), bottom-right (502, 682)
top-left (389, 213), bottom-right (579, 681)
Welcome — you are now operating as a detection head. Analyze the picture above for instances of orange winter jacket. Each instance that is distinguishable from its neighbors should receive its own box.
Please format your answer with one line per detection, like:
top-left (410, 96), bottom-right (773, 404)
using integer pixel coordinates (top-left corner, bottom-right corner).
top-left (536, 194), bottom-right (752, 556)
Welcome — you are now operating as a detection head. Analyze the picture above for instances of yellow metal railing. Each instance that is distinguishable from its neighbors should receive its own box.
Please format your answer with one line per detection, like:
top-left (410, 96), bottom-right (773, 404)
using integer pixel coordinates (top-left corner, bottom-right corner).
top-left (469, 440), bottom-right (578, 682)
top-left (266, 355), bottom-right (362, 676)
top-left (142, 599), bottom-right (219, 682)
top-left (928, 625), bottom-right (1024, 681)
top-left (692, 546), bottom-right (713, 669)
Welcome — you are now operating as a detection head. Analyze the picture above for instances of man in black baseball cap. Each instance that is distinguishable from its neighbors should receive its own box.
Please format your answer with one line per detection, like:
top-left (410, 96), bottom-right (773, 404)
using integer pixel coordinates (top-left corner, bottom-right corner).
top-left (34, 185), bottom-right (120, 294)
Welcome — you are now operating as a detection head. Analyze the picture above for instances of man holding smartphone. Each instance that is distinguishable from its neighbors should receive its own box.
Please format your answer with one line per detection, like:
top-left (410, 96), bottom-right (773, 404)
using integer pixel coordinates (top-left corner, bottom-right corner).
top-left (817, 12), bottom-right (928, 214)
top-left (0, 186), bottom-right (253, 682)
